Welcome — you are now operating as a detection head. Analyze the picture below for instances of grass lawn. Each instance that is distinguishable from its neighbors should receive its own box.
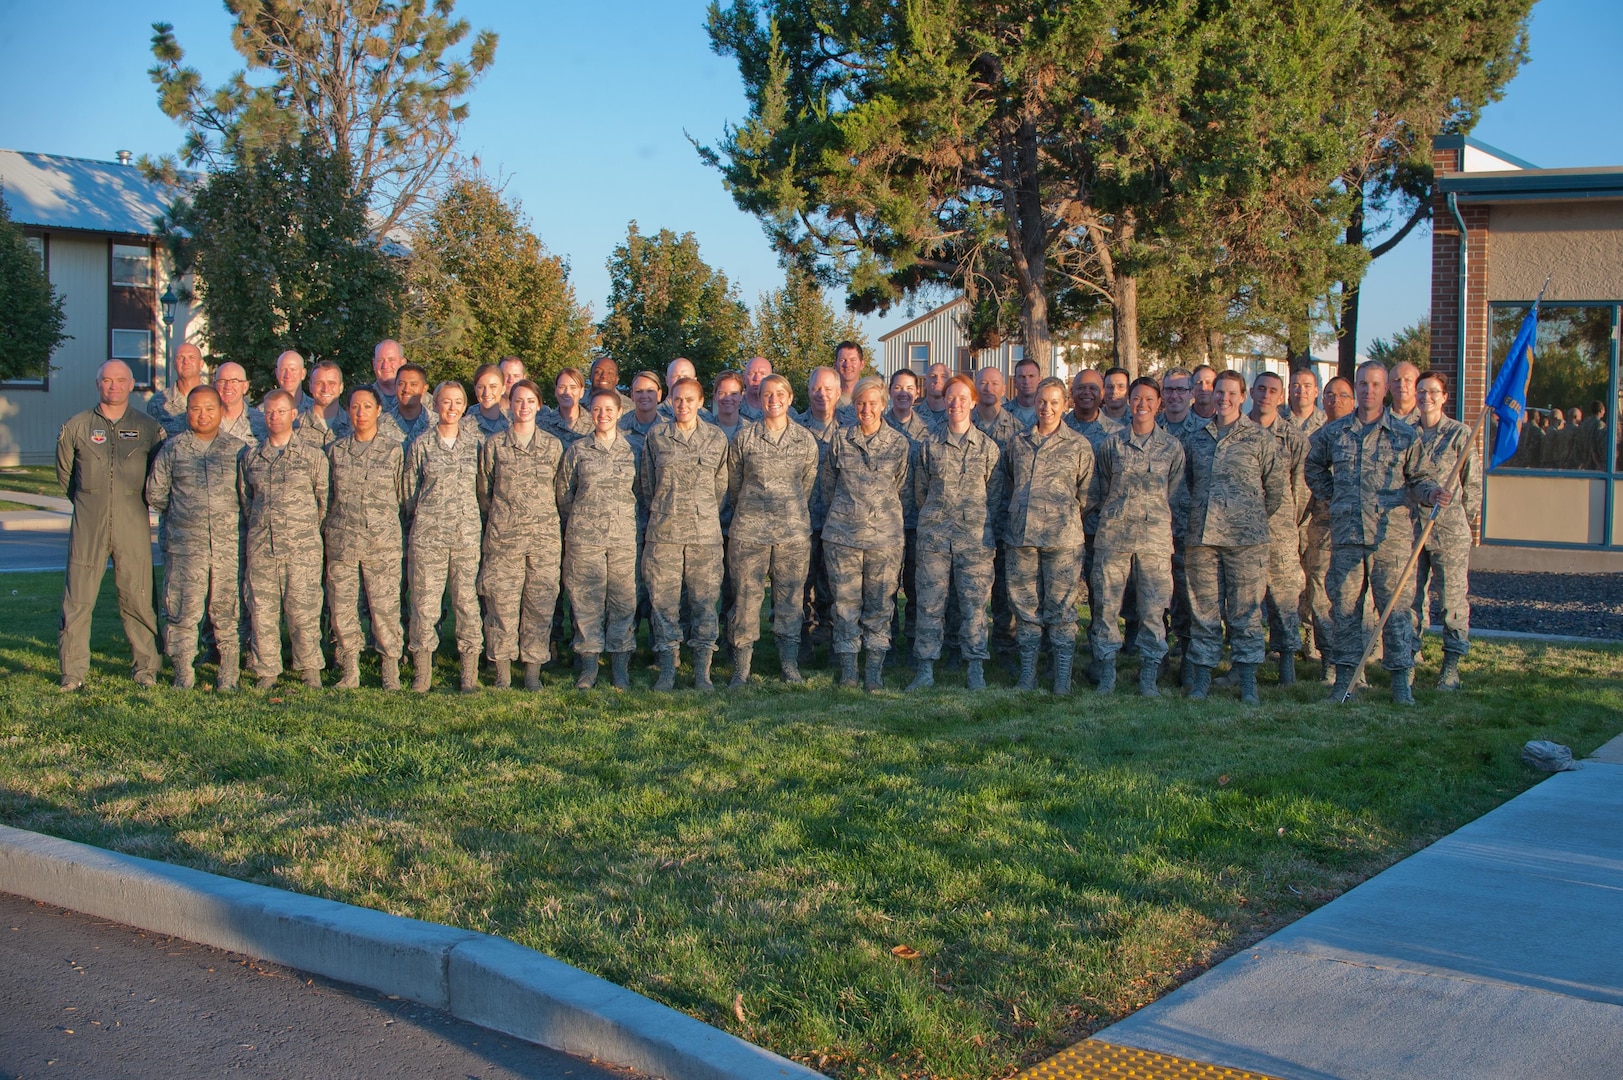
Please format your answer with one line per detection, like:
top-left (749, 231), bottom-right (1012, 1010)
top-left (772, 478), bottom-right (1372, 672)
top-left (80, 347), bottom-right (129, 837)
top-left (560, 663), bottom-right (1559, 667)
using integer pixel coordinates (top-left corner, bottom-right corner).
top-left (0, 500), bottom-right (47, 513)
top-left (0, 466), bottom-right (63, 498)
top-left (2, 570), bottom-right (1618, 1079)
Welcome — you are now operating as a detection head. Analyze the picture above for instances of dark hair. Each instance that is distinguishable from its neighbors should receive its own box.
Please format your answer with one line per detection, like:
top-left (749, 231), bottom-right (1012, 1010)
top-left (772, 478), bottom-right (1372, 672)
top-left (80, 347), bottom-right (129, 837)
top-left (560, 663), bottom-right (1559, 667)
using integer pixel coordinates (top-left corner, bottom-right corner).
top-left (1418, 370), bottom-right (1449, 394)
top-left (508, 378), bottom-right (543, 403)
top-left (889, 368), bottom-right (919, 390)
top-left (347, 385), bottom-right (380, 408)
top-left (1214, 370), bottom-right (1247, 393)
top-left (1103, 366), bottom-right (1129, 382)
top-left (1014, 356), bottom-right (1041, 374)
top-left (834, 340), bottom-right (863, 361)
top-left (396, 363), bottom-right (428, 384)
top-left (186, 384), bottom-right (221, 404)
top-left (474, 363), bottom-right (502, 384)
top-left (1128, 376), bottom-right (1161, 399)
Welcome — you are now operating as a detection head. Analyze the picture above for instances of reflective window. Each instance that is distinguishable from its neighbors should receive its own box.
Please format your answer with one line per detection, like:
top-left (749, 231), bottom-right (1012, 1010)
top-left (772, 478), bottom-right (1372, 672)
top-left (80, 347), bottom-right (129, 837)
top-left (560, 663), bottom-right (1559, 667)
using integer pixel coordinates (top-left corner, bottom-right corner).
top-left (906, 342), bottom-right (929, 375)
top-left (1489, 304), bottom-right (1614, 472)
top-left (111, 329), bottom-right (153, 388)
top-left (112, 244), bottom-right (152, 288)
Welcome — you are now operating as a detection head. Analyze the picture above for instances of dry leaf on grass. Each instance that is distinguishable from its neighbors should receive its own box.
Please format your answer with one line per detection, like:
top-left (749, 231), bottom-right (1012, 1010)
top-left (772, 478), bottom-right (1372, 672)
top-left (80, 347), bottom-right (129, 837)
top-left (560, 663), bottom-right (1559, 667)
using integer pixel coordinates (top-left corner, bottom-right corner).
top-left (891, 944), bottom-right (920, 959)
top-left (733, 993), bottom-right (747, 1022)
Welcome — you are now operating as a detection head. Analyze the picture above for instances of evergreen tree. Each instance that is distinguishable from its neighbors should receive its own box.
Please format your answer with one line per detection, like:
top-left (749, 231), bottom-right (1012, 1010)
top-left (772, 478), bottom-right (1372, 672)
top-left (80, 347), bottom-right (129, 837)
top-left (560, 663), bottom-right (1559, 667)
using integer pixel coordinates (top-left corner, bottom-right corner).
top-left (0, 192), bottom-right (69, 382)
top-left (745, 267), bottom-right (869, 407)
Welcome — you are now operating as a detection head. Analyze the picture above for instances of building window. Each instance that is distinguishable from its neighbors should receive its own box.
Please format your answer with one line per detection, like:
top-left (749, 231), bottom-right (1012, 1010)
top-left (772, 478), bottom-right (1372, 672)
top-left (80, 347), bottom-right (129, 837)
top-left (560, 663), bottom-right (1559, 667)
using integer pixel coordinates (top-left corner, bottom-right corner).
top-left (1488, 303), bottom-right (1616, 474)
top-left (26, 235), bottom-right (44, 267)
top-left (112, 244), bottom-right (152, 287)
top-left (906, 342), bottom-right (929, 374)
top-left (111, 329), bottom-right (153, 389)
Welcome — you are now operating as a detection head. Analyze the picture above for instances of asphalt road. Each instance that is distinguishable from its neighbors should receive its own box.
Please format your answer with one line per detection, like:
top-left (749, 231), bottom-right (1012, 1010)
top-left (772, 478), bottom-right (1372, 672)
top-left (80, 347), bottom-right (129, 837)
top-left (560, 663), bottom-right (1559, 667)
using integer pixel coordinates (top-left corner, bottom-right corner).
top-left (0, 892), bottom-right (639, 1080)
top-left (0, 512), bottom-right (160, 574)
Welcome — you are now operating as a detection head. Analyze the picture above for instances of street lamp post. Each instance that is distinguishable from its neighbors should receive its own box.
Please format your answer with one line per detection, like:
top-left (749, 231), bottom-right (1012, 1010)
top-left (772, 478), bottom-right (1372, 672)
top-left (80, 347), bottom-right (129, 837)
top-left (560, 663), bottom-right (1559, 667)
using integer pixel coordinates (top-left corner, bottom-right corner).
top-left (160, 283), bottom-right (178, 389)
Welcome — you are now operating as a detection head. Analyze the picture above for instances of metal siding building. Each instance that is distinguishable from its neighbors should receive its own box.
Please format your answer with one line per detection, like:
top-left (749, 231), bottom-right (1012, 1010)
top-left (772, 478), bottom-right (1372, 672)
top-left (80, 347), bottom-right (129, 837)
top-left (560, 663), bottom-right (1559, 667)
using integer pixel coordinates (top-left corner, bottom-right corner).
top-left (878, 299), bottom-right (1028, 379)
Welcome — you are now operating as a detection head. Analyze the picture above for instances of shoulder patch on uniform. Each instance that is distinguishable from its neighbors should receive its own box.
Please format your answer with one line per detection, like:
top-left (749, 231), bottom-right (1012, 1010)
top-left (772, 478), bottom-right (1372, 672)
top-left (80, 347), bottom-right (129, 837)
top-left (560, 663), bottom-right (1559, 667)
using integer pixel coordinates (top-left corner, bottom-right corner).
top-left (91, 429), bottom-right (107, 444)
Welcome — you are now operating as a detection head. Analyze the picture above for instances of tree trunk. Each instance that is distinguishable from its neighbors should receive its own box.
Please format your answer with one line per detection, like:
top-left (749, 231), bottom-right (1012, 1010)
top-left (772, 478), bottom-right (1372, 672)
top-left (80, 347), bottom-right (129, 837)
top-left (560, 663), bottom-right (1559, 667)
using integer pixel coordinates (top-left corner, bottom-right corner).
top-left (1287, 309), bottom-right (1313, 371)
top-left (1337, 183), bottom-right (1366, 381)
top-left (1111, 212), bottom-right (1139, 378)
top-left (1018, 286), bottom-right (1054, 375)
top-left (1206, 328), bottom-right (1224, 366)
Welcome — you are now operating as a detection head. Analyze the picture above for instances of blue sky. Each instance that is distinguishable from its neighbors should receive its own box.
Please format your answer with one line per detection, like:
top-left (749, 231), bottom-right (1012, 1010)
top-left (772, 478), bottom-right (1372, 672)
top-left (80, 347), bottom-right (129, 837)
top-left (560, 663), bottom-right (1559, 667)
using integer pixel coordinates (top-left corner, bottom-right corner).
top-left (2, 0), bottom-right (1619, 354)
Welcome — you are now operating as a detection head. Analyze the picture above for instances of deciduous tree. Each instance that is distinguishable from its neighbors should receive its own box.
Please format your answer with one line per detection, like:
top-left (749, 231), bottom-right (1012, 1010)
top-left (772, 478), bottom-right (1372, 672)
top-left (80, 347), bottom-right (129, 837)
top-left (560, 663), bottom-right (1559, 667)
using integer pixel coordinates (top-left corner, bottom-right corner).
top-left (744, 266), bottom-right (868, 406)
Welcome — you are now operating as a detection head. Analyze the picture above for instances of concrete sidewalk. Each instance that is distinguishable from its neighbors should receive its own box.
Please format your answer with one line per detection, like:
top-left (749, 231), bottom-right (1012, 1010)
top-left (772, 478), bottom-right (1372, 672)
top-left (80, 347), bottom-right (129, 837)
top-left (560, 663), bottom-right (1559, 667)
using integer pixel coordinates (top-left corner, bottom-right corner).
top-left (1064, 734), bottom-right (1623, 1080)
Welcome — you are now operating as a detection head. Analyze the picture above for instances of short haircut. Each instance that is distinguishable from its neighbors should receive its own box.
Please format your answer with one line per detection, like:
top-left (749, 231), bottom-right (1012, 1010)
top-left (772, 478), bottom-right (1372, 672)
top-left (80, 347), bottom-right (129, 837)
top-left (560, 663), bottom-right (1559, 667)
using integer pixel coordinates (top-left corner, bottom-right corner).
top-left (713, 370), bottom-right (745, 395)
top-left (1037, 376), bottom-right (1068, 398)
top-left (311, 359), bottom-right (342, 379)
top-left (1255, 370), bottom-right (1285, 388)
top-left (499, 354), bottom-right (525, 370)
top-left (431, 380), bottom-right (466, 403)
top-left (630, 370), bottom-right (664, 397)
top-left (834, 340), bottom-right (863, 361)
top-left (1162, 366), bottom-right (1192, 383)
top-left (946, 374), bottom-right (977, 398)
top-left (588, 386), bottom-right (623, 408)
top-left (1214, 370), bottom-right (1247, 393)
top-left (1325, 376), bottom-right (1353, 396)
top-left (396, 363), bottom-right (428, 384)
top-left (852, 375), bottom-right (886, 402)
top-left (1014, 356), bottom-right (1041, 374)
top-left (1129, 375), bottom-right (1162, 398)
top-left (1355, 359), bottom-right (1387, 379)
top-left (347, 386), bottom-right (380, 408)
top-left (1291, 366), bottom-right (1320, 385)
top-left (809, 365), bottom-right (839, 389)
top-left (262, 388), bottom-right (295, 409)
top-left (508, 378), bottom-right (543, 402)
top-left (186, 384), bottom-right (221, 405)
top-left (1191, 364), bottom-right (1217, 379)
top-left (1103, 366), bottom-right (1129, 382)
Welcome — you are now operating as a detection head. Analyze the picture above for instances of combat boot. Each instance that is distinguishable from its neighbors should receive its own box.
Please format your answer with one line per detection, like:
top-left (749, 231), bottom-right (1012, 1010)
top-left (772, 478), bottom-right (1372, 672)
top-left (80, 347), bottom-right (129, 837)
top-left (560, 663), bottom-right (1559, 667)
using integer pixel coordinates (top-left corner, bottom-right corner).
top-left (1095, 658), bottom-right (1116, 696)
top-left (777, 636), bottom-right (804, 684)
top-left (302, 668), bottom-right (322, 689)
top-left (1138, 659), bottom-right (1161, 698)
top-left (864, 649), bottom-right (886, 692)
top-left (1320, 659), bottom-right (1336, 686)
top-left (217, 648), bottom-right (240, 692)
top-left (459, 651), bottom-right (480, 693)
top-left (966, 659), bottom-right (986, 690)
top-left (380, 655), bottom-right (400, 691)
top-left (610, 652), bottom-right (631, 690)
top-left (525, 661), bottom-right (542, 690)
top-left (694, 647), bottom-right (716, 691)
top-left (412, 649), bottom-right (434, 693)
top-left (1277, 652), bottom-right (1296, 687)
top-left (1016, 644), bottom-right (1040, 691)
top-left (1180, 655), bottom-right (1196, 691)
top-left (653, 649), bottom-right (678, 691)
top-left (1436, 653), bottom-right (1461, 691)
top-left (576, 653), bottom-right (600, 689)
top-left (493, 658), bottom-right (511, 689)
top-left (837, 651), bottom-right (860, 688)
top-left (729, 646), bottom-right (753, 689)
top-left (1236, 662), bottom-right (1260, 705)
top-left (336, 650), bottom-right (360, 690)
top-left (906, 659), bottom-right (934, 692)
top-left (255, 675), bottom-right (278, 692)
top-left (1326, 664), bottom-right (1356, 702)
top-left (1391, 667), bottom-right (1415, 706)
top-left (1188, 664), bottom-right (1213, 701)
top-left (798, 637), bottom-right (815, 668)
top-left (173, 663), bottom-right (195, 690)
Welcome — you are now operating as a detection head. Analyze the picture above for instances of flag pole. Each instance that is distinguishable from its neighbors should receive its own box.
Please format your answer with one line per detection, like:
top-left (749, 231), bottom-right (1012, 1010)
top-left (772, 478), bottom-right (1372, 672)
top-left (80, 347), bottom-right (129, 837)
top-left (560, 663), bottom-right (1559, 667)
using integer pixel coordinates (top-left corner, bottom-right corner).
top-left (1334, 276), bottom-right (1548, 704)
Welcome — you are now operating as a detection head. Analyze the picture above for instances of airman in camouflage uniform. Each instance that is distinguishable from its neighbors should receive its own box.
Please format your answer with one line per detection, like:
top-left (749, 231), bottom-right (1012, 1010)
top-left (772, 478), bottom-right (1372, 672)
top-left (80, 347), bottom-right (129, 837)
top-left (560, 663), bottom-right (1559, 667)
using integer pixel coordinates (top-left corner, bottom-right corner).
top-left (558, 389), bottom-right (641, 689)
top-left (212, 362), bottom-right (266, 446)
top-left (1410, 372), bottom-right (1481, 691)
top-left (296, 360), bottom-right (353, 446)
top-left (1003, 378), bottom-right (1095, 693)
top-left (1286, 368), bottom-right (1329, 667)
top-left (972, 367), bottom-right (1024, 665)
top-left (796, 368), bottom-right (843, 660)
top-left (1180, 371), bottom-right (1284, 703)
top-left (146, 385), bottom-right (240, 689)
top-left (477, 380), bottom-right (565, 690)
top-left (639, 377), bottom-right (732, 690)
top-left (464, 363), bottom-right (512, 441)
top-left (906, 375), bottom-right (1004, 691)
top-left (1305, 362), bottom-right (1448, 704)
top-left (1248, 372), bottom-right (1308, 685)
top-left (725, 374), bottom-right (820, 685)
top-left (1004, 357), bottom-right (1042, 429)
top-left (402, 382), bottom-right (485, 693)
top-left (323, 387), bottom-right (405, 689)
top-left (239, 390), bottom-right (329, 689)
top-left (541, 368), bottom-right (595, 447)
top-left (821, 377), bottom-right (910, 690)
top-left (148, 342), bottom-right (208, 436)
top-left (884, 369), bottom-right (932, 658)
top-left (1065, 369), bottom-right (1125, 662)
top-left (1089, 378), bottom-right (1186, 696)
top-left (1156, 368), bottom-right (1200, 672)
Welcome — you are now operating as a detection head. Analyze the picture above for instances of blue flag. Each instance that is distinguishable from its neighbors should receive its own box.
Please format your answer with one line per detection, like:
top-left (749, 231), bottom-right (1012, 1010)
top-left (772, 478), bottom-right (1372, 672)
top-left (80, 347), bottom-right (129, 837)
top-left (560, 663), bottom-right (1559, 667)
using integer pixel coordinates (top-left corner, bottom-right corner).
top-left (1485, 304), bottom-right (1538, 470)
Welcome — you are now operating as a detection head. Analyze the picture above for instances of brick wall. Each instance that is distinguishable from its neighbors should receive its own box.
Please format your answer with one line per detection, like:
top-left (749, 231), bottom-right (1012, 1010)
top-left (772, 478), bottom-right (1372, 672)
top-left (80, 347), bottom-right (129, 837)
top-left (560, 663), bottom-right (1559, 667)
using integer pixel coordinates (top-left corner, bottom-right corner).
top-left (1429, 146), bottom-right (1492, 423)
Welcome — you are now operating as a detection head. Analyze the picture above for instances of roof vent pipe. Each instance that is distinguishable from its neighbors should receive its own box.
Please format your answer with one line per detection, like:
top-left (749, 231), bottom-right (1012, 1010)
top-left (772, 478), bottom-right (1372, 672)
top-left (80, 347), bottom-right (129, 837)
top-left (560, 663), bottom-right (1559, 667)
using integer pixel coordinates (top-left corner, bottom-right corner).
top-left (115, 150), bottom-right (133, 166)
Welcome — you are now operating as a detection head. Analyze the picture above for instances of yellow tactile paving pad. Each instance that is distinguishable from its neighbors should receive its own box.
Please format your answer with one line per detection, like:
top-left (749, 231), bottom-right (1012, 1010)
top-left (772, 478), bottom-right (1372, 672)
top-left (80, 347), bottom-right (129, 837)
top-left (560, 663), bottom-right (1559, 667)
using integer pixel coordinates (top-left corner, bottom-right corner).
top-left (1013, 1039), bottom-right (1284, 1080)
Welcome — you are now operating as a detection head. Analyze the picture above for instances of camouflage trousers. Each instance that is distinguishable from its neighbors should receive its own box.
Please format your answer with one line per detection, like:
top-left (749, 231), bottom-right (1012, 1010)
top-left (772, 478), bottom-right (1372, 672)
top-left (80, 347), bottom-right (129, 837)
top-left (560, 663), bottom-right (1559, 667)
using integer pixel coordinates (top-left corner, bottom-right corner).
top-left (989, 543), bottom-right (1016, 655)
top-left (562, 541), bottom-right (636, 654)
top-left (912, 540), bottom-right (994, 662)
top-left (246, 550), bottom-right (325, 677)
top-left (1326, 537), bottom-right (1415, 672)
top-left (327, 552), bottom-right (403, 659)
top-left (727, 538), bottom-right (810, 648)
top-left (1184, 543), bottom-right (1268, 668)
top-left (408, 541), bottom-right (482, 656)
top-left (644, 541), bottom-right (723, 652)
top-left (824, 541), bottom-right (902, 655)
top-left (1298, 519), bottom-right (1332, 660)
top-left (1091, 549), bottom-right (1172, 664)
top-left (802, 534), bottom-right (834, 645)
top-left (889, 529), bottom-right (919, 655)
top-left (1264, 532), bottom-right (1306, 656)
top-left (1168, 539), bottom-right (1191, 652)
top-left (479, 545), bottom-right (562, 664)
top-left (163, 549), bottom-right (239, 669)
top-left (1006, 545), bottom-right (1081, 649)
top-left (1413, 532), bottom-right (1471, 657)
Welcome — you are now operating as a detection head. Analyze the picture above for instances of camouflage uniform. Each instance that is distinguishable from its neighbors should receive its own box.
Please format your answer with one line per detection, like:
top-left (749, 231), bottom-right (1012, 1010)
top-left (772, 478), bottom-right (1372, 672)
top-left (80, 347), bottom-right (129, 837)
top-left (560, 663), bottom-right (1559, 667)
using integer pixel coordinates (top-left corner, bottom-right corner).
top-left (973, 404), bottom-right (1025, 658)
top-left (911, 425), bottom-right (1004, 661)
top-left (639, 421), bottom-right (731, 653)
top-left (56, 406), bottom-right (165, 687)
top-left (1001, 424), bottom-right (1095, 648)
top-left (1287, 409), bottom-right (1329, 659)
top-left (1180, 417), bottom-right (1283, 668)
top-left (820, 422), bottom-right (910, 655)
top-left (1065, 412), bottom-right (1125, 648)
top-left (324, 433), bottom-right (405, 662)
top-left (796, 409), bottom-right (842, 646)
top-left (738, 399), bottom-right (764, 423)
top-left (1411, 416), bottom-right (1481, 657)
top-left (296, 407), bottom-right (353, 447)
top-left (402, 430), bottom-right (484, 657)
top-left (557, 432), bottom-right (640, 654)
top-left (238, 434), bottom-right (329, 679)
top-left (218, 405), bottom-right (267, 446)
top-left (389, 408), bottom-right (434, 450)
top-left (726, 420), bottom-right (819, 648)
top-left (657, 400), bottom-right (716, 424)
top-left (1158, 411), bottom-right (1207, 653)
top-left (1257, 416), bottom-right (1308, 658)
top-left (885, 407), bottom-right (932, 654)
top-left (618, 412), bottom-right (661, 442)
top-left (475, 428), bottom-right (565, 665)
top-left (463, 408), bottom-right (511, 441)
top-left (1005, 398), bottom-right (1038, 430)
top-left (147, 387), bottom-right (198, 436)
top-left (1089, 425), bottom-right (1186, 665)
top-left (146, 431), bottom-right (240, 676)
top-left (1304, 412), bottom-right (1441, 672)
top-left (1390, 406), bottom-right (1422, 430)
top-left (541, 406), bottom-right (594, 448)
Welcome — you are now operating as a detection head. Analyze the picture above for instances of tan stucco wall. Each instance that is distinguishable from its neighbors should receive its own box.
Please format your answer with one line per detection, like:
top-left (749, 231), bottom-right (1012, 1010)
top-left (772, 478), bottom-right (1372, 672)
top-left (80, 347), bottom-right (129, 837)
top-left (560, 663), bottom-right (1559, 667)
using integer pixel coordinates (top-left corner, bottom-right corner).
top-left (1487, 200), bottom-right (1623, 302)
top-left (1484, 473), bottom-right (1607, 545)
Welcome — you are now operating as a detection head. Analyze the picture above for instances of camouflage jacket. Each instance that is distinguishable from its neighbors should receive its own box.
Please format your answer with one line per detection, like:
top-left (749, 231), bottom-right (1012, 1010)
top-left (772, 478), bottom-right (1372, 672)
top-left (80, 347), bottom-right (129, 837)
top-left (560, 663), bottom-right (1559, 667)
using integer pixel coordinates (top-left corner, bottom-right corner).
top-left (1005, 398), bottom-right (1038, 429)
top-left (727, 420), bottom-right (820, 546)
top-left (1090, 424), bottom-right (1187, 556)
top-left (296, 406), bottom-right (353, 447)
top-left (1287, 408), bottom-right (1326, 437)
top-left (1181, 415), bottom-right (1283, 548)
top-left (389, 407), bottom-right (434, 449)
top-left (323, 433), bottom-right (404, 561)
top-left (238, 435), bottom-right (329, 559)
top-left (1304, 410), bottom-right (1441, 547)
top-left (639, 421), bottom-right (732, 546)
top-left (402, 429), bottom-right (483, 549)
top-left (913, 425), bottom-right (1005, 551)
top-left (147, 387), bottom-right (197, 436)
top-left (217, 405), bottom-right (266, 447)
top-left (556, 432), bottom-right (639, 547)
top-left (462, 407), bottom-right (511, 441)
top-left (1414, 415), bottom-right (1482, 542)
top-left (477, 427), bottom-right (565, 555)
top-left (885, 408), bottom-right (932, 529)
top-left (820, 422), bottom-right (910, 550)
top-left (972, 405), bottom-right (1024, 450)
top-left (796, 409), bottom-right (842, 530)
top-left (1254, 414), bottom-right (1308, 539)
top-left (1001, 423), bottom-right (1095, 550)
top-left (146, 431), bottom-right (240, 558)
top-left (540, 406), bottom-right (594, 448)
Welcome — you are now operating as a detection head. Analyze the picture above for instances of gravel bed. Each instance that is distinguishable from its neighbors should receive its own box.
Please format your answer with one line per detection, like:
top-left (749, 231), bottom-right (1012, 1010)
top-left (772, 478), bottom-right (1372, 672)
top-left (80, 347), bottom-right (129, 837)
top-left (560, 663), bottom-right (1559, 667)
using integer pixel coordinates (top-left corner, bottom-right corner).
top-left (1432, 571), bottom-right (1623, 641)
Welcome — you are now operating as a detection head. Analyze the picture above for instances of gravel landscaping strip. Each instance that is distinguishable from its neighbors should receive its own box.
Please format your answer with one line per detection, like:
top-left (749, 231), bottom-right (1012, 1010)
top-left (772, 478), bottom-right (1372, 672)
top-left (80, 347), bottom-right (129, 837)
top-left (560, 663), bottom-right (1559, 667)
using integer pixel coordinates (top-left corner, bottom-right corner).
top-left (1438, 571), bottom-right (1623, 641)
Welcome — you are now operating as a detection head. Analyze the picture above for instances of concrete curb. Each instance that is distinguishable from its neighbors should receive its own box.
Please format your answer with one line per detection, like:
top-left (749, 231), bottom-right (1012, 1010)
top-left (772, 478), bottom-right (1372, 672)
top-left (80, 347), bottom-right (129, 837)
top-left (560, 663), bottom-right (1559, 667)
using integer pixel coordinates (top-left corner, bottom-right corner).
top-left (0, 824), bottom-right (823, 1080)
